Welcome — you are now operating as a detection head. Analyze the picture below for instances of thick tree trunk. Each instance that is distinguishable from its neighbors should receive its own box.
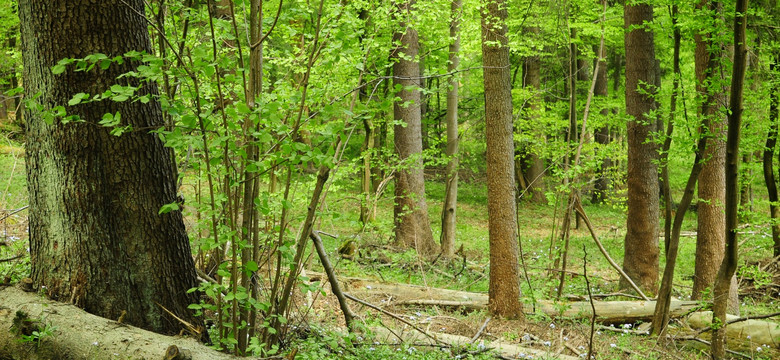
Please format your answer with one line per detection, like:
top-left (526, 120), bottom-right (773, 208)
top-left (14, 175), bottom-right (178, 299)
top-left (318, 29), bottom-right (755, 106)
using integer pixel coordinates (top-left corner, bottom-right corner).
top-left (691, 1), bottom-right (738, 315)
top-left (20, 0), bottom-right (204, 336)
top-left (392, 0), bottom-right (436, 256)
top-left (621, 2), bottom-right (660, 294)
top-left (481, 0), bottom-right (522, 320)
top-left (0, 287), bottom-right (234, 360)
top-left (440, 0), bottom-right (461, 258)
top-left (520, 26), bottom-right (546, 204)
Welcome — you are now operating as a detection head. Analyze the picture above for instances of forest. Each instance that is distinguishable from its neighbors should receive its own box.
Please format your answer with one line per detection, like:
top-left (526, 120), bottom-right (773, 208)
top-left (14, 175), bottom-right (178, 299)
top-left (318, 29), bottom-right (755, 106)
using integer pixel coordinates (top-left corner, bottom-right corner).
top-left (0, 0), bottom-right (779, 359)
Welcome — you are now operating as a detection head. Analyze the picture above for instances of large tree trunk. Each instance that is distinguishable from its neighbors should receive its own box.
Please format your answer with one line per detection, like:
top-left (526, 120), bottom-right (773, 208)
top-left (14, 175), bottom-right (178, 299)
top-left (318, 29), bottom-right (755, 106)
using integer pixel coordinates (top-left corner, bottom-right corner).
top-left (621, 1), bottom-right (660, 294)
top-left (0, 287), bottom-right (233, 360)
top-left (440, 0), bottom-right (461, 258)
top-left (392, 0), bottom-right (436, 256)
top-left (481, 0), bottom-right (522, 320)
top-left (20, 0), bottom-right (203, 336)
top-left (520, 26), bottom-right (546, 204)
top-left (691, 1), bottom-right (738, 314)
top-left (769, 55), bottom-right (780, 258)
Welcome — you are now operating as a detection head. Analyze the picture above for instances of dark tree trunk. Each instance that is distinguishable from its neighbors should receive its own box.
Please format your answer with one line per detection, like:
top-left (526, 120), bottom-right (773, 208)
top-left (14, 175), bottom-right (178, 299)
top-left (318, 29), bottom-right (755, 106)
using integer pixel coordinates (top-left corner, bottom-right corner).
top-left (712, 0), bottom-right (748, 356)
top-left (392, 0), bottom-right (436, 256)
top-left (592, 41), bottom-right (610, 204)
top-left (481, 0), bottom-right (522, 320)
top-left (621, 2), bottom-right (660, 294)
top-left (20, 0), bottom-right (204, 336)
top-left (769, 55), bottom-right (780, 258)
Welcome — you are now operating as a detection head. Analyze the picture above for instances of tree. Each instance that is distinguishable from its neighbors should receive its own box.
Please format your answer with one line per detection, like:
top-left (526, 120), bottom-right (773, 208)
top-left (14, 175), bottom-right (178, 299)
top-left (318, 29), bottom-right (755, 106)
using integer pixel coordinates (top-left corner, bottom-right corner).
top-left (591, 37), bottom-right (611, 204)
top-left (481, 0), bottom-right (522, 319)
top-left (711, 0), bottom-right (748, 356)
top-left (20, 0), bottom-right (203, 336)
top-left (621, 1), bottom-right (660, 294)
top-left (392, 0), bottom-right (437, 256)
top-left (440, 0), bottom-right (461, 258)
top-left (691, 0), bottom-right (738, 313)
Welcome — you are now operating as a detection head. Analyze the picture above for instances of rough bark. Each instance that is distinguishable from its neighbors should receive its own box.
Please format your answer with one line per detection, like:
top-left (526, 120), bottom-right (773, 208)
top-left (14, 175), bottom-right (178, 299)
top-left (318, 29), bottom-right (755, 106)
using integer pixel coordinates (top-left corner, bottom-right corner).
top-left (0, 286), bottom-right (237, 360)
top-left (692, 0), bottom-right (726, 302)
top-left (481, 0), bottom-right (522, 320)
top-left (712, 0), bottom-right (748, 357)
top-left (392, 0), bottom-right (437, 256)
top-left (20, 0), bottom-right (203, 336)
top-left (621, 2), bottom-right (659, 294)
top-left (440, 0), bottom-right (461, 257)
top-left (520, 26), bottom-right (546, 204)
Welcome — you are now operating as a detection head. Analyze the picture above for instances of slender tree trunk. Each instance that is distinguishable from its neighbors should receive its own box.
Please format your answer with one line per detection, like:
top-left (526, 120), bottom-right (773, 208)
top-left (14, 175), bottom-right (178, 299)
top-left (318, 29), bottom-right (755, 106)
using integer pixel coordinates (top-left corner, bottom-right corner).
top-left (20, 0), bottom-right (204, 336)
top-left (621, 1), bottom-right (660, 294)
top-left (392, 0), bottom-right (436, 256)
top-left (440, 0), bottom-right (461, 257)
top-left (768, 56), bottom-right (780, 258)
top-left (712, 0), bottom-right (748, 357)
top-left (592, 41), bottom-right (610, 204)
top-left (481, 0), bottom-right (522, 320)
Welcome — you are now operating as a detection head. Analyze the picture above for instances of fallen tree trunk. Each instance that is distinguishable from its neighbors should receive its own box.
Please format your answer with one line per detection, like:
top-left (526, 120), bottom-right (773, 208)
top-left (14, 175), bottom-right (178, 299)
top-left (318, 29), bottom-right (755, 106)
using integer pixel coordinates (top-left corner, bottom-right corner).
top-left (335, 277), bottom-right (701, 323)
top-left (370, 327), bottom-right (580, 360)
top-left (686, 311), bottom-right (780, 349)
top-left (0, 286), bottom-right (240, 360)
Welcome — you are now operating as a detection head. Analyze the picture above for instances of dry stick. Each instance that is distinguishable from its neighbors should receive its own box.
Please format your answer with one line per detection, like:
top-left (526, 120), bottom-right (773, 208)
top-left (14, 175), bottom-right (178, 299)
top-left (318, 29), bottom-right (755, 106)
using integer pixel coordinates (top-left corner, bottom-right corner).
top-left (583, 244), bottom-right (597, 360)
top-left (673, 336), bottom-right (750, 359)
top-left (469, 316), bottom-right (492, 344)
top-left (573, 199), bottom-right (650, 301)
top-left (342, 293), bottom-right (444, 345)
top-left (0, 206), bottom-right (28, 222)
top-left (310, 231), bottom-right (354, 331)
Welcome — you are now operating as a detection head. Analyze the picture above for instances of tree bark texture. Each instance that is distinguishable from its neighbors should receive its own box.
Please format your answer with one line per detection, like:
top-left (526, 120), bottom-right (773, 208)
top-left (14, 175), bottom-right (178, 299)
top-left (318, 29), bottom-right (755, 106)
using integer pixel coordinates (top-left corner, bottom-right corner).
top-left (440, 0), bottom-right (461, 257)
top-left (621, 2), bottom-right (660, 294)
top-left (0, 287), bottom-right (237, 360)
top-left (20, 0), bottom-right (203, 336)
top-left (692, 0), bottom-right (727, 302)
top-left (392, 0), bottom-right (436, 256)
top-left (520, 26), bottom-right (546, 204)
top-left (481, 0), bottom-right (522, 320)
top-left (712, 0), bottom-right (748, 357)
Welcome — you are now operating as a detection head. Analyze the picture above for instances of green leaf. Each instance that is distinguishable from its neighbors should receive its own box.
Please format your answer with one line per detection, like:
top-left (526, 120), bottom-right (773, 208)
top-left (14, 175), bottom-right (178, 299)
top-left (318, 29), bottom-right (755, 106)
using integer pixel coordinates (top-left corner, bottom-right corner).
top-left (68, 93), bottom-right (87, 106)
top-left (244, 261), bottom-right (258, 272)
top-left (158, 202), bottom-right (180, 214)
top-left (51, 64), bottom-right (66, 75)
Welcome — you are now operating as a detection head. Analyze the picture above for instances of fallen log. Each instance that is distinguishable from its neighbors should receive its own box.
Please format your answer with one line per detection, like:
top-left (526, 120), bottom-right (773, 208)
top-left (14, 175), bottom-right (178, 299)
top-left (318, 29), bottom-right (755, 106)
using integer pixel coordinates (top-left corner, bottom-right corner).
top-left (0, 286), bottom-right (241, 360)
top-left (686, 311), bottom-right (780, 349)
top-left (338, 277), bottom-right (701, 323)
top-left (370, 327), bottom-right (579, 360)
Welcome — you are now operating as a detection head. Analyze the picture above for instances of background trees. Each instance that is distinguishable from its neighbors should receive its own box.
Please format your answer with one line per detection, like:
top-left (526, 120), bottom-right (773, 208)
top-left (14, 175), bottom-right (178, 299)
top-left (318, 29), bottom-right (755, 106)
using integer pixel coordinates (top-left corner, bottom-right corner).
top-left (0, 0), bottom-right (778, 358)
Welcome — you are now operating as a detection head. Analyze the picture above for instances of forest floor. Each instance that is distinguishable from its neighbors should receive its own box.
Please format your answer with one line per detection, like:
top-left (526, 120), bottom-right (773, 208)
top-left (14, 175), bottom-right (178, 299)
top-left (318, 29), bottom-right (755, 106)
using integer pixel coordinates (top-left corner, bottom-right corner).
top-left (2, 131), bottom-right (780, 359)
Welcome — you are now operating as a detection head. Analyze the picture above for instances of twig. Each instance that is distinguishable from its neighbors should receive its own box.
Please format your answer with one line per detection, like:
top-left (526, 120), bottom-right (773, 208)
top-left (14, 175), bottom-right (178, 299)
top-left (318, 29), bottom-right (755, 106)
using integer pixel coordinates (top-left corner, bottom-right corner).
top-left (0, 254), bottom-right (24, 263)
top-left (469, 316), bottom-right (491, 344)
top-left (583, 244), bottom-right (597, 360)
top-left (343, 292), bottom-right (444, 345)
top-left (673, 336), bottom-right (751, 359)
top-left (564, 343), bottom-right (582, 357)
top-left (311, 230), bottom-right (354, 331)
top-left (573, 197), bottom-right (650, 301)
top-left (0, 206), bottom-right (29, 222)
